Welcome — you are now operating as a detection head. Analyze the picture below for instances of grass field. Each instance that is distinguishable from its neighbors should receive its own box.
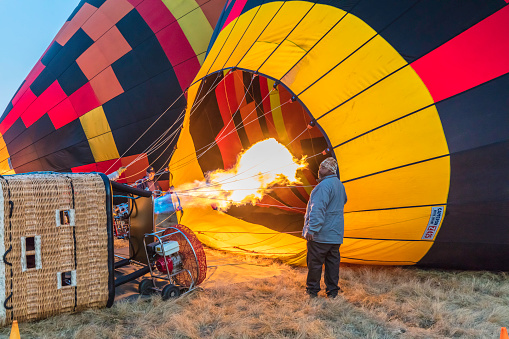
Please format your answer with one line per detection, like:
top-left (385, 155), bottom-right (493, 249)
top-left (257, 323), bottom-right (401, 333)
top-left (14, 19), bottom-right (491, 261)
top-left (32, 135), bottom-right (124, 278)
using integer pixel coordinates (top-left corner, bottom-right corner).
top-left (1, 249), bottom-right (508, 338)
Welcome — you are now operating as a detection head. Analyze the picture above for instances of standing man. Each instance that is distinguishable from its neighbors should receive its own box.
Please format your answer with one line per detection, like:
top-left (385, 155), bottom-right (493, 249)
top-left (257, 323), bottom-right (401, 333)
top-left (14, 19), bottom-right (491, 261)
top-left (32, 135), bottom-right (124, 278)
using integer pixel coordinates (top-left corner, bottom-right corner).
top-left (137, 166), bottom-right (162, 197)
top-left (302, 157), bottom-right (347, 299)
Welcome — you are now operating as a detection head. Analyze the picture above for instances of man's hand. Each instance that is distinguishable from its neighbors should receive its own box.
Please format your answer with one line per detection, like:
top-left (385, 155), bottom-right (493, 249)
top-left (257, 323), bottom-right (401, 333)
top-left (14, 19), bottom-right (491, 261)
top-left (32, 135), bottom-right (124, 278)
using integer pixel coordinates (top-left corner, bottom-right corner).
top-left (305, 232), bottom-right (314, 241)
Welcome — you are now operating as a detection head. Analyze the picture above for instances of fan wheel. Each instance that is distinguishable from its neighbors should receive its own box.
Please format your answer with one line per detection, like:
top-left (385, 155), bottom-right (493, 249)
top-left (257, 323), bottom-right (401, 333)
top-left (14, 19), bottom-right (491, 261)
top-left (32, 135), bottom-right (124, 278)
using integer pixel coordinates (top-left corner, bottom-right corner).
top-left (162, 224), bottom-right (207, 287)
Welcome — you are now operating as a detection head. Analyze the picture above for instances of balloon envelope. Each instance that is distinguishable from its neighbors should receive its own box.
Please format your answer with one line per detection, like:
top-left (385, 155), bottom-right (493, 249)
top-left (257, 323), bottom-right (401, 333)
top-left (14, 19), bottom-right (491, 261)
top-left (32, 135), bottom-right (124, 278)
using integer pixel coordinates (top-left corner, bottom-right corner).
top-left (169, 0), bottom-right (509, 270)
top-left (0, 0), bottom-right (226, 187)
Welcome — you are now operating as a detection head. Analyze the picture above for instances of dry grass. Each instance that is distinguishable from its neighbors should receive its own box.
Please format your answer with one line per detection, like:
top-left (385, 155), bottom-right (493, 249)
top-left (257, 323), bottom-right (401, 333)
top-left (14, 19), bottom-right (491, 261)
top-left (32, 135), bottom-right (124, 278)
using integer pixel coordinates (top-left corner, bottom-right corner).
top-left (2, 249), bottom-right (508, 338)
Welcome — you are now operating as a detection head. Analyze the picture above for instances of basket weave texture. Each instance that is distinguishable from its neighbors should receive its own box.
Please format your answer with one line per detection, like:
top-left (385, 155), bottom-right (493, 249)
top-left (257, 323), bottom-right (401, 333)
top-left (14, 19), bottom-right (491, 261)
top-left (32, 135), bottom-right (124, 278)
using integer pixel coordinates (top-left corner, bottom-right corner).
top-left (0, 173), bottom-right (110, 325)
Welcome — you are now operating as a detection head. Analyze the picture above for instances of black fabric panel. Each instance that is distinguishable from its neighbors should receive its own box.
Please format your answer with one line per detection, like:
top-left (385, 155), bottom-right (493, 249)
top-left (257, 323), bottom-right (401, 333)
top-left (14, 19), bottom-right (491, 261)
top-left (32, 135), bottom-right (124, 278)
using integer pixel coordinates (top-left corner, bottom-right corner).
top-left (102, 92), bottom-right (136, 128)
top-left (227, 205), bottom-right (304, 235)
top-left (363, 0), bottom-right (506, 63)
top-left (116, 9), bottom-right (153, 49)
top-left (58, 62), bottom-right (89, 96)
top-left (419, 141), bottom-right (509, 270)
top-left (418, 242), bottom-right (509, 271)
top-left (437, 73), bottom-right (509, 154)
top-left (111, 106), bottom-right (183, 156)
top-left (2, 101), bottom-right (13, 120)
top-left (85, 0), bottom-right (106, 8)
top-left (231, 109), bottom-right (250, 149)
top-left (189, 77), bottom-right (225, 172)
top-left (133, 36), bottom-right (172, 79)
top-left (36, 141), bottom-right (95, 172)
top-left (124, 82), bottom-right (163, 127)
top-left (447, 141), bottom-right (509, 206)
top-left (243, 72), bottom-right (254, 104)
top-left (46, 29), bottom-right (94, 78)
top-left (41, 41), bottom-right (63, 66)
top-left (3, 118), bottom-right (31, 154)
top-left (252, 76), bottom-right (269, 138)
top-left (30, 68), bottom-right (57, 97)
top-left (111, 51), bottom-right (150, 92)
top-left (8, 116), bottom-right (93, 173)
top-left (149, 68), bottom-right (185, 112)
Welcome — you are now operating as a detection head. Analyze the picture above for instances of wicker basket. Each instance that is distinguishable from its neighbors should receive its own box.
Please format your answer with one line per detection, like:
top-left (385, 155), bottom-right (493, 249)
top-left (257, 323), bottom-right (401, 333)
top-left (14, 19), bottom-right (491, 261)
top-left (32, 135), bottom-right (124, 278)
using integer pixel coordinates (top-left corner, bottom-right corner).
top-left (0, 172), bottom-right (114, 326)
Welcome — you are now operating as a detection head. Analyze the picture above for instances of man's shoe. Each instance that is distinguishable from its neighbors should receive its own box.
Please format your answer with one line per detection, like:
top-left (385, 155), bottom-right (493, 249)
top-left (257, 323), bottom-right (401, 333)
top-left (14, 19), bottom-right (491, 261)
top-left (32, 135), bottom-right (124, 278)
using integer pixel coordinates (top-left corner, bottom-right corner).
top-left (306, 291), bottom-right (318, 299)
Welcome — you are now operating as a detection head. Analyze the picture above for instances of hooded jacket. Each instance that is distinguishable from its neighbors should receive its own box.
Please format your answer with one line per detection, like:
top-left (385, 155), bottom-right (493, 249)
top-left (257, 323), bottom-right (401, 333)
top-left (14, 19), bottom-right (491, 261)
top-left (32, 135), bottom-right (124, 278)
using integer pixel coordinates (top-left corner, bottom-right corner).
top-left (302, 174), bottom-right (347, 244)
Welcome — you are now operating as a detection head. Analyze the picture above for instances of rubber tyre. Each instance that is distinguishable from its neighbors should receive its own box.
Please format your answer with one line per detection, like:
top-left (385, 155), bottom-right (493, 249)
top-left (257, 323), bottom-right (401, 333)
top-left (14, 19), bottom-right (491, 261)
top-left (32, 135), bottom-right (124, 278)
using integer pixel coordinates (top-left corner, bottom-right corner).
top-left (139, 278), bottom-right (154, 295)
top-left (162, 284), bottom-right (181, 300)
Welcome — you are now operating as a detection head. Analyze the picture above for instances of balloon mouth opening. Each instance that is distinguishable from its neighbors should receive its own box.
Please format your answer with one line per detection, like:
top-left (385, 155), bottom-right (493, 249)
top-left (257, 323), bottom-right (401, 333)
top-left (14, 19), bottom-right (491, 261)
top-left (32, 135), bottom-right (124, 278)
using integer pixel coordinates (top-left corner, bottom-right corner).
top-left (187, 69), bottom-right (332, 217)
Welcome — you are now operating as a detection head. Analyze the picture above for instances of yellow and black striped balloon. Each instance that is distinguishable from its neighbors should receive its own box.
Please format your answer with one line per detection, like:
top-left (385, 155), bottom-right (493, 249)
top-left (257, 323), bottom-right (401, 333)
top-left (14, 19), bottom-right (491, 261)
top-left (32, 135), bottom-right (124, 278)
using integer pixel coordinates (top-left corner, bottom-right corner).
top-left (170, 0), bottom-right (509, 270)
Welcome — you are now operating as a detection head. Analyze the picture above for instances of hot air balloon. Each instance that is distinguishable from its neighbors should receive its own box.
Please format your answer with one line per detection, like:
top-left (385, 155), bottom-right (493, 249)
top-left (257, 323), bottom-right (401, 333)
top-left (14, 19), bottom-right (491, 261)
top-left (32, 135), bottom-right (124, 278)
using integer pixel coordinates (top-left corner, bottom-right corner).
top-left (0, 0), bottom-right (227, 188)
top-left (169, 0), bottom-right (509, 270)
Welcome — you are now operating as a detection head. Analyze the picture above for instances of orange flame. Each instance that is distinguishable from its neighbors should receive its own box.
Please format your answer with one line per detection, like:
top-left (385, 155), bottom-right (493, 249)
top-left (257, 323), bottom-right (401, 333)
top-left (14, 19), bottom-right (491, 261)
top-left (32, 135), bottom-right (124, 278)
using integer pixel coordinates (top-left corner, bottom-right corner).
top-left (175, 138), bottom-right (307, 210)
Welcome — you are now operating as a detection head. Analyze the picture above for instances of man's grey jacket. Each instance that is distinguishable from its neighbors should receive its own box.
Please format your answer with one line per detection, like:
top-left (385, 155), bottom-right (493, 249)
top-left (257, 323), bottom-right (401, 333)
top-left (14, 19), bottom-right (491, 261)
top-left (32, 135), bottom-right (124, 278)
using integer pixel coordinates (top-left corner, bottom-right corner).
top-left (302, 174), bottom-right (347, 244)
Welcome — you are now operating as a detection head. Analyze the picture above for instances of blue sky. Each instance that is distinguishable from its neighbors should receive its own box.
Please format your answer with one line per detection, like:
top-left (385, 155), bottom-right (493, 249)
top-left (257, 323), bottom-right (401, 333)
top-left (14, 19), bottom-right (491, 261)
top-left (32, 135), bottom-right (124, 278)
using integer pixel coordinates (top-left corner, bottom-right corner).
top-left (0, 1), bottom-right (78, 116)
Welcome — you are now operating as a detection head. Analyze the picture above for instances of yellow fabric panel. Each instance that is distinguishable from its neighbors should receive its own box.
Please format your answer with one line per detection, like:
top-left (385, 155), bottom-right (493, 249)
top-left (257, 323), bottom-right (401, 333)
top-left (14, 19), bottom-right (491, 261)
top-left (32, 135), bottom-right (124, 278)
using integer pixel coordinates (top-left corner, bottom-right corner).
top-left (344, 157), bottom-right (450, 212)
top-left (181, 204), bottom-right (306, 260)
top-left (162, 0), bottom-right (213, 65)
top-left (169, 81), bottom-right (207, 183)
top-left (342, 238), bottom-right (433, 265)
top-left (344, 206), bottom-right (443, 240)
top-left (88, 133), bottom-right (120, 162)
top-left (0, 134), bottom-right (10, 172)
top-left (318, 67), bottom-right (436, 147)
top-left (79, 106), bottom-right (119, 162)
top-left (336, 106), bottom-right (449, 180)
top-left (79, 106), bottom-right (111, 139)
top-left (267, 80), bottom-right (289, 144)
top-left (237, 2), bottom-right (314, 72)
top-left (298, 35), bottom-right (408, 118)
top-left (214, 3), bottom-right (286, 72)
top-left (281, 13), bottom-right (374, 90)
top-left (257, 5), bottom-right (344, 79)
top-left (204, 9), bottom-right (259, 73)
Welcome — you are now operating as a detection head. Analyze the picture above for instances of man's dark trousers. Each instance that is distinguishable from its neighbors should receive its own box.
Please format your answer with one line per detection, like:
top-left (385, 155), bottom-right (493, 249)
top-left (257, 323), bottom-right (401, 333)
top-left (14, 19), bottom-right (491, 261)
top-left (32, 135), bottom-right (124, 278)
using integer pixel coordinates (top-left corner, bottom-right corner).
top-left (306, 241), bottom-right (341, 297)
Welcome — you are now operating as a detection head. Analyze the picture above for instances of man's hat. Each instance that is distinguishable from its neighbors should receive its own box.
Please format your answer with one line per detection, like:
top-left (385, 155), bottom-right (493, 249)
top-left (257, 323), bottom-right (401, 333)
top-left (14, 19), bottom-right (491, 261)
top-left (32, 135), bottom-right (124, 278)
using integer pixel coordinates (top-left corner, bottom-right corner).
top-left (146, 166), bottom-right (155, 173)
top-left (319, 157), bottom-right (338, 174)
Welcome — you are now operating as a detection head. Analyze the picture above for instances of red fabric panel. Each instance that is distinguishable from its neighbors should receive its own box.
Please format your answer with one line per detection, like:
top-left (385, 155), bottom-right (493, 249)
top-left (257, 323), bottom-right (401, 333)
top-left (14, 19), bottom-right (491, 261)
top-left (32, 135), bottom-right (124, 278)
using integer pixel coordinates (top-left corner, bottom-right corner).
top-left (172, 61), bottom-right (201, 91)
top-left (12, 61), bottom-right (45, 106)
top-left (221, 0), bottom-right (248, 30)
top-left (96, 159), bottom-right (120, 175)
top-left (72, 163), bottom-right (98, 173)
top-left (215, 79), bottom-right (243, 168)
top-left (77, 27), bottom-right (132, 80)
top-left (156, 21), bottom-right (200, 90)
top-left (215, 77), bottom-right (235, 124)
top-left (69, 83), bottom-right (101, 117)
top-left (48, 98), bottom-right (79, 129)
top-left (121, 153), bottom-right (149, 184)
top-left (196, 0), bottom-right (224, 29)
top-left (127, 0), bottom-right (144, 6)
top-left (136, 0), bottom-right (175, 33)
top-left (55, 3), bottom-right (97, 46)
top-left (239, 101), bottom-right (264, 144)
top-left (89, 66), bottom-right (124, 104)
top-left (22, 81), bottom-right (67, 128)
top-left (411, 6), bottom-right (509, 102)
top-left (0, 89), bottom-right (37, 134)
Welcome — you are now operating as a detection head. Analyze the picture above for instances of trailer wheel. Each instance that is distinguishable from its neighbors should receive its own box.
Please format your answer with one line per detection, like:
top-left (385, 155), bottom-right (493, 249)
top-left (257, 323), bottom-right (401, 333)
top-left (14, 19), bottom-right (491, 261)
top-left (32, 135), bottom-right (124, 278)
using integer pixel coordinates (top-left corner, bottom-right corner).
top-left (139, 278), bottom-right (154, 295)
top-left (162, 284), bottom-right (180, 300)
